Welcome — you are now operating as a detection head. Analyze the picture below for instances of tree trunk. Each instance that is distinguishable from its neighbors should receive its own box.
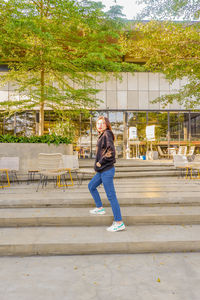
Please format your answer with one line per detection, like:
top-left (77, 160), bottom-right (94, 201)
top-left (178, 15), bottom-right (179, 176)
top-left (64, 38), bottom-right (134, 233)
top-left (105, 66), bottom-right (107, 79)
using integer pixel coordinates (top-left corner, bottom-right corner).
top-left (39, 69), bottom-right (45, 136)
top-left (39, 0), bottom-right (45, 136)
top-left (39, 102), bottom-right (44, 136)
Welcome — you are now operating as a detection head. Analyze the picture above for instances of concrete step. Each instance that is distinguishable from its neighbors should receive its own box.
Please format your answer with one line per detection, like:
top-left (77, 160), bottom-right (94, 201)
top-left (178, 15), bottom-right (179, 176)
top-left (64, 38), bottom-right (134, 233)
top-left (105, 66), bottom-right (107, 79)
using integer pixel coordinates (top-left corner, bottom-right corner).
top-left (2, 177), bottom-right (200, 208)
top-left (1, 206), bottom-right (200, 227)
top-left (0, 225), bottom-right (200, 256)
top-left (114, 166), bottom-right (175, 172)
top-left (1, 197), bottom-right (200, 208)
top-left (73, 170), bottom-right (178, 180)
top-left (78, 164), bottom-right (176, 172)
top-left (79, 159), bottom-right (174, 168)
top-left (114, 170), bottom-right (177, 178)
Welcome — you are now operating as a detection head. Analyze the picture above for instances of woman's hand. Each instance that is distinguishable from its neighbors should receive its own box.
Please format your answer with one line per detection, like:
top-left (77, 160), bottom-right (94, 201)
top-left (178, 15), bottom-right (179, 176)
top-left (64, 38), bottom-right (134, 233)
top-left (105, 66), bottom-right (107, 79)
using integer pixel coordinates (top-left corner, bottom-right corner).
top-left (96, 162), bottom-right (101, 167)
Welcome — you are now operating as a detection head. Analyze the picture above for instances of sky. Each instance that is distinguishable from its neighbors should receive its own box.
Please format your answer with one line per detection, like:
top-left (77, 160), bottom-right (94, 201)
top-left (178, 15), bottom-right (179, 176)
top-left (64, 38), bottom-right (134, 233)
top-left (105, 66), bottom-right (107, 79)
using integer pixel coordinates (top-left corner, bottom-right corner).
top-left (97, 0), bottom-right (144, 20)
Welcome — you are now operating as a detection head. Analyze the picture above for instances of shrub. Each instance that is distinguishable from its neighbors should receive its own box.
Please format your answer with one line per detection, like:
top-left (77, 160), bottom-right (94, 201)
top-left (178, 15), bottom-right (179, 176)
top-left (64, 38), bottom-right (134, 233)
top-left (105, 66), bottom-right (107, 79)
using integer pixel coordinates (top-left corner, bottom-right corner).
top-left (0, 134), bottom-right (72, 145)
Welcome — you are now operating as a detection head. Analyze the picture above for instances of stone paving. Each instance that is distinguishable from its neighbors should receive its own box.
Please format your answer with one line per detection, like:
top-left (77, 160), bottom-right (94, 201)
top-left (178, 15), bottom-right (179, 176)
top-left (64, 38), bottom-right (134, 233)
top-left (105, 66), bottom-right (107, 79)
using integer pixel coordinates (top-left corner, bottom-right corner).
top-left (1, 253), bottom-right (200, 300)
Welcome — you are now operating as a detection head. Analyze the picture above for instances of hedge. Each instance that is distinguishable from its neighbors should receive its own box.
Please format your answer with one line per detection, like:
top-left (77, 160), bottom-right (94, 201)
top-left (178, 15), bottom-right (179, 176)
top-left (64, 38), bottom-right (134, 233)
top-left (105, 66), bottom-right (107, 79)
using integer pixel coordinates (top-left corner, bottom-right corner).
top-left (0, 134), bottom-right (72, 145)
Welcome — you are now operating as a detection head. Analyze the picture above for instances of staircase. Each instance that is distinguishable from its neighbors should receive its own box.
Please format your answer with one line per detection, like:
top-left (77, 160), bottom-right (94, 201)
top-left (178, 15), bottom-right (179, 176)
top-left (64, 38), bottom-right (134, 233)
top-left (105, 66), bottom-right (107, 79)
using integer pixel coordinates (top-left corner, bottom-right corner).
top-left (1, 175), bottom-right (200, 256)
top-left (79, 159), bottom-right (178, 179)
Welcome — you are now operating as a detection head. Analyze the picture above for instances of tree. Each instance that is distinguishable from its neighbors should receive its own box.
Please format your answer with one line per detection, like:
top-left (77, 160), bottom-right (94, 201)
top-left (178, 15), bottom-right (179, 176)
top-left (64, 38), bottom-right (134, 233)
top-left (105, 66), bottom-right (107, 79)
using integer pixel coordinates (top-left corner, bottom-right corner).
top-left (0, 0), bottom-right (125, 135)
top-left (121, 20), bottom-right (200, 108)
top-left (132, 0), bottom-right (200, 108)
top-left (137, 0), bottom-right (200, 21)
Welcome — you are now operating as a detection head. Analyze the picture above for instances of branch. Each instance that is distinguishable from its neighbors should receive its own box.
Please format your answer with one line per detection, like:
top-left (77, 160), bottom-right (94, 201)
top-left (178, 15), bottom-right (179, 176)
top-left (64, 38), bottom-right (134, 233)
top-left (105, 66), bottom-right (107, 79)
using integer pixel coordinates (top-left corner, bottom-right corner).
top-left (31, 0), bottom-right (40, 9)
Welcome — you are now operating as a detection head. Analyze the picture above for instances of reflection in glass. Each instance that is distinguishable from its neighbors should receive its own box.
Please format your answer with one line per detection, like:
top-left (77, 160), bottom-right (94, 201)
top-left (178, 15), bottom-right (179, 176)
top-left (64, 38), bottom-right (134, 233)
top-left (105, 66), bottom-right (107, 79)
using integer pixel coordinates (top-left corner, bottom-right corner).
top-left (3, 113), bottom-right (14, 135)
top-left (156, 113), bottom-right (168, 142)
top-left (16, 111), bottom-right (36, 136)
top-left (191, 113), bottom-right (200, 141)
top-left (109, 112), bottom-right (124, 158)
top-left (0, 109), bottom-right (200, 157)
top-left (0, 113), bottom-right (3, 134)
top-left (78, 113), bottom-right (91, 158)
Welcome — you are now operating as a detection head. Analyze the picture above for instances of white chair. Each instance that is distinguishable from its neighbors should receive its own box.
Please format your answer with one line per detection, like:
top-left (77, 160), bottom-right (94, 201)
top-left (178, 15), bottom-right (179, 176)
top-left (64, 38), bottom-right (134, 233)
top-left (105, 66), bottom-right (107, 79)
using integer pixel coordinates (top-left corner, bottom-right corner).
top-left (36, 153), bottom-right (73, 191)
top-left (0, 157), bottom-right (19, 184)
top-left (177, 146), bottom-right (187, 156)
top-left (173, 154), bottom-right (192, 178)
top-left (157, 146), bottom-right (169, 158)
top-left (188, 146), bottom-right (195, 156)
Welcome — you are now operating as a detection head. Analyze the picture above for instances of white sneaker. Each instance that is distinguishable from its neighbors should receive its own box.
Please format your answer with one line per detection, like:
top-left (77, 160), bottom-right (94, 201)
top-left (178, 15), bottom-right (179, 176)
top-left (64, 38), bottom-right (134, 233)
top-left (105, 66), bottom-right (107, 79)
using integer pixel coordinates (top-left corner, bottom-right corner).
top-left (107, 222), bottom-right (126, 232)
top-left (89, 207), bottom-right (106, 215)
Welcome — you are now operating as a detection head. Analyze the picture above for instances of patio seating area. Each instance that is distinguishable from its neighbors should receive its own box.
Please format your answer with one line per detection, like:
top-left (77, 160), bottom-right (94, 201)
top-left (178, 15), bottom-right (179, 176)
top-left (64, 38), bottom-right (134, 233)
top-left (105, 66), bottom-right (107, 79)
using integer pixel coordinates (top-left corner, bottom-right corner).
top-left (1, 148), bottom-right (200, 191)
top-left (0, 152), bottom-right (95, 191)
top-left (158, 145), bottom-right (195, 159)
top-left (173, 153), bottom-right (200, 180)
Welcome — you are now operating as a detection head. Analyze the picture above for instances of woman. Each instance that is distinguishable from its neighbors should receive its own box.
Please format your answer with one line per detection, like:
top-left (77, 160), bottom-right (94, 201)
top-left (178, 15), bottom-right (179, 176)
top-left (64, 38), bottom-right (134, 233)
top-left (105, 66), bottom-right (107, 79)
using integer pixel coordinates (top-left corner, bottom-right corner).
top-left (88, 116), bottom-right (125, 232)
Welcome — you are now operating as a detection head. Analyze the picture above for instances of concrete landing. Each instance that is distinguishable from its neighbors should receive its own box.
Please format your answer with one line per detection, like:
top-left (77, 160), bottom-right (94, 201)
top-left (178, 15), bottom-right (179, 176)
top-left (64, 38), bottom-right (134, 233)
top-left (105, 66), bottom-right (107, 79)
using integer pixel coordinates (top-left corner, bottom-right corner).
top-left (1, 253), bottom-right (200, 300)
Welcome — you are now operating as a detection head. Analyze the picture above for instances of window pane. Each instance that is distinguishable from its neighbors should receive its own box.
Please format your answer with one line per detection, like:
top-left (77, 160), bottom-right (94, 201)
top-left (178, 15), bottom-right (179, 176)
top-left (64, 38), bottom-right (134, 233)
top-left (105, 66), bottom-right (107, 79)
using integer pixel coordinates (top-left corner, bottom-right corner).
top-left (109, 112), bottom-right (124, 158)
top-left (157, 112), bottom-right (168, 141)
top-left (191, 113), bottom-right (200, 141)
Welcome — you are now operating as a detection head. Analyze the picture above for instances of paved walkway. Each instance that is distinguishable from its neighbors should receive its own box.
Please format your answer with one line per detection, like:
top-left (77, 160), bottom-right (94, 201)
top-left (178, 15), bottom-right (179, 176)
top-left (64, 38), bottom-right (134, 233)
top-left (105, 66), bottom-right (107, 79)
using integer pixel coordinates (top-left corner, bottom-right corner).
top-left (0, 253), bottom-right (200, 300)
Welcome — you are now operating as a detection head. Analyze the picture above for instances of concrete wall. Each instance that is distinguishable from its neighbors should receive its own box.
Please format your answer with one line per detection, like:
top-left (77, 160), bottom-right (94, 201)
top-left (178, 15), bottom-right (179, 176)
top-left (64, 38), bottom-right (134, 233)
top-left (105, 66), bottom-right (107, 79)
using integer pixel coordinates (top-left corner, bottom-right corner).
top-left (0, 143), bottom-right (73, 172)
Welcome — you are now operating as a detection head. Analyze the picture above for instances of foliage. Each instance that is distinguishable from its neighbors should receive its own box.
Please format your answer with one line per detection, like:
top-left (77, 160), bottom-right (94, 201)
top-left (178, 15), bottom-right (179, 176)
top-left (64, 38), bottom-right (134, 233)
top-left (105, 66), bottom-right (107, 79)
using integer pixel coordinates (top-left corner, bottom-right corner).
top-left (0, 0), bottom-right (126, 135)
top-left (106, 4), bottom-right (126, 20)
top-left (0, 133), bottom-right (72, 145)
top-left (73, 59), bottom-right (146, 72)
top-left (121, 21), bottom-right (200, 108)
top-left (137, 0), bottom-right (200, 21)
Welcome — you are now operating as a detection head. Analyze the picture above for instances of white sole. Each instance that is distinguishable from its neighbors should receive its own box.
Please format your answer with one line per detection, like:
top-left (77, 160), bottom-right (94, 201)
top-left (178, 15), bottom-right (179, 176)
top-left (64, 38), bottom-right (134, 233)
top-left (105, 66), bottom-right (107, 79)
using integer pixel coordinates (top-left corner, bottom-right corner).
top-left (89, 211), bottom-right (106, 215)
top-left (107, 226), bottom-right (126, 232)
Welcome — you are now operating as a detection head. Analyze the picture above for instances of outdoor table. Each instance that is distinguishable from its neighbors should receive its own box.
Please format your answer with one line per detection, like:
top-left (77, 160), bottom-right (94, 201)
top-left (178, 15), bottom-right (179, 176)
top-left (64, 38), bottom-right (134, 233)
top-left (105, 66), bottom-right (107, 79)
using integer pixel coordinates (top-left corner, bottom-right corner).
top-left (27, 170), bottom-right (39, 184)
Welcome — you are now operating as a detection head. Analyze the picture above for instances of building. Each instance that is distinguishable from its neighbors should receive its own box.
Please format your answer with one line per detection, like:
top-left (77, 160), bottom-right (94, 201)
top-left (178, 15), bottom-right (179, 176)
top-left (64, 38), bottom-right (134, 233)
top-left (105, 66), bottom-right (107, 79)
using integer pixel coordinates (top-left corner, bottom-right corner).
top-left (1, 66), bottom-right (200, 158)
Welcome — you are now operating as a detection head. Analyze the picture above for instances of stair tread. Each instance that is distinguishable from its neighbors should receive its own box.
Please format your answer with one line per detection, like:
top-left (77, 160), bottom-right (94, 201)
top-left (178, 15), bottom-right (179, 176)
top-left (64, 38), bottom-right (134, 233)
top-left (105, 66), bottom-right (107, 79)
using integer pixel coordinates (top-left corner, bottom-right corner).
top-left (1, 199), bottom-right (200, 209)
top-left (0, 225), bottom-right (199, 245)
top-left (1, 206), bottom-right (200, 218)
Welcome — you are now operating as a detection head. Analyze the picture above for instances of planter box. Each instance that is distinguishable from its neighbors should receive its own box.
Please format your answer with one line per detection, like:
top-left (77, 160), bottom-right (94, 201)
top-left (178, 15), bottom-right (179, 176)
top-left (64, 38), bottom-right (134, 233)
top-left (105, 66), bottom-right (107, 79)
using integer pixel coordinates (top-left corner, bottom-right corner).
top-left (0, 143), bottom-right (73, 172)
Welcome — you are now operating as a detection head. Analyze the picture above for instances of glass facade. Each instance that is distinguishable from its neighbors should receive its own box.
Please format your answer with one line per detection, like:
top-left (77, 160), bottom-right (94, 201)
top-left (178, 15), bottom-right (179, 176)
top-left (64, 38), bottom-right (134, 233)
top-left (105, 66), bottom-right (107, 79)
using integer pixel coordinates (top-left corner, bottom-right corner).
top-left (0, 110), bottom-right (200, 158)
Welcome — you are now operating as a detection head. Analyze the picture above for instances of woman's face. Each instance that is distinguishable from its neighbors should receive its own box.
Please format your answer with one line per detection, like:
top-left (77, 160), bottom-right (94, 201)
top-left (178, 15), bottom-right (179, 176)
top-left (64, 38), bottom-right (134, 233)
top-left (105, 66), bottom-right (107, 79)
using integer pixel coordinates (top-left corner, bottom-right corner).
top-left (96, 119), bottom-right (107, 133)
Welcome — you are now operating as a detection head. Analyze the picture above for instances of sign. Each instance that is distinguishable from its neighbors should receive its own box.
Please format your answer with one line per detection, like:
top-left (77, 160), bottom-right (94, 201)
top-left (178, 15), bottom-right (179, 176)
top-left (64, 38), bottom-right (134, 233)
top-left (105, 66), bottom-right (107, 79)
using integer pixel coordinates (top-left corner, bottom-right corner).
top-left (129, 127), bottom-right (137, 140)
top-left (146, 125), bottom-right (155, 140)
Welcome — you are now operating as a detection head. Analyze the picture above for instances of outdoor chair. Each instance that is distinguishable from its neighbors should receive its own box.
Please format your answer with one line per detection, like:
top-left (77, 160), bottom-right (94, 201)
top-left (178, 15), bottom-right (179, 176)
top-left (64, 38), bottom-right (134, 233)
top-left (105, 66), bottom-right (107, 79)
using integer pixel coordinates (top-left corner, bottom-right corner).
top-left (192, 154), bottom-right (200, 162)
top-left (187, 146), bottom-right (195, 162)
top-left (36, 153), bottom-right (73, 192)
top-left (173, 154), bottom-right (192, 178)
top-left (157, 146), bottom-right (169, 158)
top-left (188, 146), bottom-right (195, 156)
top-left (0, 169), bottom-right (10, 188)
top-left (186, 154), bottom-right (200, 179)
top-left (177, 146), bottom-right (187, 156)
top-left (0, 157), bottom-right (19, 184)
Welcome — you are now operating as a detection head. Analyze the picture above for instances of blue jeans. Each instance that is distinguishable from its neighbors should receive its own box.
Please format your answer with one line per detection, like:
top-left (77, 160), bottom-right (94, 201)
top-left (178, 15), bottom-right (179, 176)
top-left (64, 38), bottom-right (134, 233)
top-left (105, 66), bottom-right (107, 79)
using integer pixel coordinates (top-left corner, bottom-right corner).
top-left (88, 167), bottom-right (122, 221)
